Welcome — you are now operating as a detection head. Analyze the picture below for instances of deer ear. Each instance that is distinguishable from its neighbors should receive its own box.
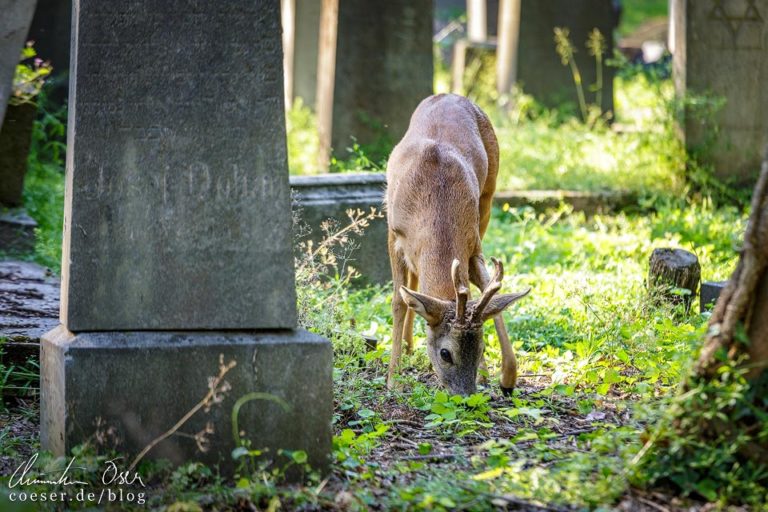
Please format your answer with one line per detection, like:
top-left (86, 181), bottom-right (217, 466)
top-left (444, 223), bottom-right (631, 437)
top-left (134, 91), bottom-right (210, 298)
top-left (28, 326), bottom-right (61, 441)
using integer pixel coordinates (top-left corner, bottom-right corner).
top-left (399, 286), bottom-right (451, 326)
top-left (479, 288), bottom-right (530, 321)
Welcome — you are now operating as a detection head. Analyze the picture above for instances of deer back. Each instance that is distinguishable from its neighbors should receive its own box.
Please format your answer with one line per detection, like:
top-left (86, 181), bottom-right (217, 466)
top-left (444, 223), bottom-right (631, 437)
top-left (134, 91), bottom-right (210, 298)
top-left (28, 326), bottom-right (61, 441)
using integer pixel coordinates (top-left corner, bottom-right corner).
top-left (386, 94), bottom-right (498, 299)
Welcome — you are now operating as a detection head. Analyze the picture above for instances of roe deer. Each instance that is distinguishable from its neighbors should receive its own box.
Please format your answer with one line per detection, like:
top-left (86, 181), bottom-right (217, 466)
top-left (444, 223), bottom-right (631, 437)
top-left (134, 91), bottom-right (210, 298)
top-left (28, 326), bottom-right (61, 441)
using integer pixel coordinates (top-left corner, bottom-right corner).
top-left (385, 94), bottom-right (530, 396)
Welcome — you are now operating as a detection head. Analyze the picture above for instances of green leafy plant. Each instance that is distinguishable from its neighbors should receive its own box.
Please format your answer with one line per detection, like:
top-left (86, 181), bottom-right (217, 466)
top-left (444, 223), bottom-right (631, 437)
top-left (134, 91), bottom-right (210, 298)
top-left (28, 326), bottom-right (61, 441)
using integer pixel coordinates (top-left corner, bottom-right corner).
top-left (411, 388), bottom-right (493, 435)
top-left (10, 42), bottom-right (52, 106)
top-left (22, 92), bottom-right (66, 271)
top-left (554, 27), bottom-right (609, 124)
top-left (631, 365), bottom-right (768, 506)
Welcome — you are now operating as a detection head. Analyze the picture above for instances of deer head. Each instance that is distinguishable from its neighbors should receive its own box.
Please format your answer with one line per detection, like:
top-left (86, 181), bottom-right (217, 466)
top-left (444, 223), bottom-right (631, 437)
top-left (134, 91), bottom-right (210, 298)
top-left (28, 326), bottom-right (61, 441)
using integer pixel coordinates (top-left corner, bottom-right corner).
top-left (399, 258), bottom-right (530, 396)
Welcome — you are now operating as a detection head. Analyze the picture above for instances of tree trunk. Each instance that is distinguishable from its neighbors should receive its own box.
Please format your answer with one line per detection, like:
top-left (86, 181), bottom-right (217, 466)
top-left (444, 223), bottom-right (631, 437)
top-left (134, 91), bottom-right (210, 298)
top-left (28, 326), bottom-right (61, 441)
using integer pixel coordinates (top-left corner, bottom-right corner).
top-left (694, 156), bottom-right (768, 381)
top-left (638, 158), bottom-right (768, 501)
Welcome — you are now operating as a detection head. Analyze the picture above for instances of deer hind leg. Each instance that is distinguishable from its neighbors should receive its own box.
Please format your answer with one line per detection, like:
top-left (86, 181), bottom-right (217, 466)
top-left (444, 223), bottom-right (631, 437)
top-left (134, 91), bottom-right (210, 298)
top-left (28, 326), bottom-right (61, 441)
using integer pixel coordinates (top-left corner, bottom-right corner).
top-left (402, 271), bottom-right (418, 354)
top-left (387, 231), bottom-right (408, 390)
top-left (469, 254), bottom-right (517, 395)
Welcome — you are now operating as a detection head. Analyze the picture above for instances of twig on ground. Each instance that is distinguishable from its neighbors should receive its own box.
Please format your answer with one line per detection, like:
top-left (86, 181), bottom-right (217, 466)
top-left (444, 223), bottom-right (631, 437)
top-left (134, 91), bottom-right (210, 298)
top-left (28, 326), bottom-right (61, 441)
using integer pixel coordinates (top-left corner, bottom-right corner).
top-left (456, 483), bottom-right (570, 512)
top-left (128, 355), bottom-right (236, 471)
top-left (635, 495), bottom-right (672, 512)
top-left (401, 453), bottom-right (458, 462)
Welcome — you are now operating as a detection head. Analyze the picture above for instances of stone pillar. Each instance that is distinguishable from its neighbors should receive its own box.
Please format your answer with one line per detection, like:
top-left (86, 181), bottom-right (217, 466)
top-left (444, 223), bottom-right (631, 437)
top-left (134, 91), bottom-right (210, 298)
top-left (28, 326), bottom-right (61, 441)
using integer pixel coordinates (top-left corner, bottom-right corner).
top-left (282, 0), bottom-right (295, 108)
top-left (496, 0), bottom-right (521, 97)
top-left (516, 0), bottom-right (616, 112)
top-left (316, 0), bottom-right (338, 170)
top-left (327, 0), bottom-right (433, 163)
top-left (673, 0), bottom-right (768, 186)
top-left (40, 0), bottom-right (332, 474)
top-left (0, 0), bottom-right (37, 128)
top-left (467, 0), bottom-right (488, 42)
top-left (292, 0), bottom-right (322, 109)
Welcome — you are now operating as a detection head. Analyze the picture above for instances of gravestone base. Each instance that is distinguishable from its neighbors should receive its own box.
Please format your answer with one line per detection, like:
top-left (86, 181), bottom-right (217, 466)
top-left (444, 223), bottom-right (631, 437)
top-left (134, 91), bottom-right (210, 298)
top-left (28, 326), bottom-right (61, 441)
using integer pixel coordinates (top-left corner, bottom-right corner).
top-left (700, 281), bottom-right (728, 313)
top-left (0, 208), bottom-right (37, 255)
top-left (40, 326), bottom-right (332, 476)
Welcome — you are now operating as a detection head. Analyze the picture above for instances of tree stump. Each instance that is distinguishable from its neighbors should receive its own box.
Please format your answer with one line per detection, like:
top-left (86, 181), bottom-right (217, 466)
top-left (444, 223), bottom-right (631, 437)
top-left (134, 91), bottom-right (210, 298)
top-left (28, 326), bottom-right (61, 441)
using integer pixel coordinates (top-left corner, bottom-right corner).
top-left (648, 248), bottom-right (701, 312)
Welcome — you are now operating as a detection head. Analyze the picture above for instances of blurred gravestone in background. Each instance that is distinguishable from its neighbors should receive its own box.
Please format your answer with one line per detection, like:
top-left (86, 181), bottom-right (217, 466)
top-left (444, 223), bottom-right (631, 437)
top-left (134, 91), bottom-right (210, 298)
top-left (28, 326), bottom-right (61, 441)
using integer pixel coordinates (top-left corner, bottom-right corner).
top-left (290, 173), bottom-right (389, 286)
top-left (446, 0), bottom-right (618, 115)
top-left (318, 0), bottom-right (433, 165)
top-left (672, 0), bottom-right (768, 187)
top-left (0, 0), bottom-right (39, 254)
top-left (0, 0), bottom-right (38, 128)
top-left (516, 0), bottom-right (618, 112)
top-left (26, 0), bottom-right (71, 104)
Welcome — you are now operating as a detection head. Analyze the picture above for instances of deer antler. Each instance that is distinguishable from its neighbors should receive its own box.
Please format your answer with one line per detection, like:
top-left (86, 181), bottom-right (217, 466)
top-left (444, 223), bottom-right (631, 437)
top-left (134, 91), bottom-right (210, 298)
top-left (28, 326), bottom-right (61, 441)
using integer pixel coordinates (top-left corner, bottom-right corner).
top-left (451, 259), bottom-right (469, 323)
top-left (471, 258), bottom-right (504, 323)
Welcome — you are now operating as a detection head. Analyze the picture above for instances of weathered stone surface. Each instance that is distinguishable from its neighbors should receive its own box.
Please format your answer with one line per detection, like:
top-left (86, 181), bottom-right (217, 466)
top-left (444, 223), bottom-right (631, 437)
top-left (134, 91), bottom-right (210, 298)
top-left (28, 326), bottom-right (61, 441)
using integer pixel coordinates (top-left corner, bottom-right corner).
top-left (0, 208), bottom-right (36, 255)
top-left (331, 0), bottom-right (433, 161)
top-left (517, 0), bottom-right (617, 112)
top-left (291, 173), bottom-right (388, 285)
top-left (0, 260), bottom-right (58, 343)
top-left (648, 248), bottom-right (701, 311)
top-left (0, 0), bottom-right (37, 130)
top-left (701, 280), bottom-right (728, 313)
top-left (492, 189), bottom-right (637, 214)
top-left (672, 0), bottom-right (768, 186)
top-left (62, 0), bottom-right (296, 331)
top-left (41, 327), bottom-right (332, 475)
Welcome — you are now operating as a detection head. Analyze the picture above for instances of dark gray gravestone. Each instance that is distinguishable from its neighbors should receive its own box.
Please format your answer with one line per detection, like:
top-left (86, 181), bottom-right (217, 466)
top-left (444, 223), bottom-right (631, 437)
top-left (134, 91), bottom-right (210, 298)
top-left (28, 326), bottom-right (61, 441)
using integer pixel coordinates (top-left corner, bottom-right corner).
top-left (700, 281), bottom-right (728, 313)
top-left (60, 0), bottom-right (295, 331)
top-left (0, 0), bottom-right (37, 129)
top-left (672, 0), bottom-right (767, 186)
top-left (291, 173), bottom-right (389, 285)
top-left (517, 0), bottom-right (617, 113)
top-left (26, 0), bottom-right (72, 104)
top-left (41, 0), bottom-right (331, 475)
top-left (331, 0), bottom-right (433, 162)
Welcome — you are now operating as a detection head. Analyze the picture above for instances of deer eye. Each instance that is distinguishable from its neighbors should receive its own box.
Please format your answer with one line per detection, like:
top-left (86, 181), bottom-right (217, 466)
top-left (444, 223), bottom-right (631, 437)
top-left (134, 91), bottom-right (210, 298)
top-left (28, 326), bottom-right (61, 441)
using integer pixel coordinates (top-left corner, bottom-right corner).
top-left (440, 349), bottom-right (453, 364)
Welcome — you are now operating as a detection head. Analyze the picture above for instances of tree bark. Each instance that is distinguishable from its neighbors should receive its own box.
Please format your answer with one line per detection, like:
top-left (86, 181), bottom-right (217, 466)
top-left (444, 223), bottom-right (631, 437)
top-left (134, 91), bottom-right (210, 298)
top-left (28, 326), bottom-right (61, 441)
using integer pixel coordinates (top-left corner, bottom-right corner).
top-left (694, 156), bottom-right (768, 381)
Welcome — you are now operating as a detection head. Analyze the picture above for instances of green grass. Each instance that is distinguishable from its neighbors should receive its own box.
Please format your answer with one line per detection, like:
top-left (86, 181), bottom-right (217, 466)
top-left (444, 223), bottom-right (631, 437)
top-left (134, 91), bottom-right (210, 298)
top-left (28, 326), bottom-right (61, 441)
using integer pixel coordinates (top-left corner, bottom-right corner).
top-left (5, 201), bottom-right (751, 510)
top-left (491, 74), bottom-right (686, 195)
top-left (20, 97), bottom-right (66, 273)
top-left (274, 201), bottom-right (757, 510)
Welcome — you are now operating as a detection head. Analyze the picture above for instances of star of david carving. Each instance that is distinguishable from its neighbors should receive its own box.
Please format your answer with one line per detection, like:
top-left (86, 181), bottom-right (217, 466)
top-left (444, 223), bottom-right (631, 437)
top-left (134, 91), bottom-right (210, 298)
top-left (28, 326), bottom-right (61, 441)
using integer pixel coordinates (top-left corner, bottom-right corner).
top-left (709, 0), bottom-right (764, 40)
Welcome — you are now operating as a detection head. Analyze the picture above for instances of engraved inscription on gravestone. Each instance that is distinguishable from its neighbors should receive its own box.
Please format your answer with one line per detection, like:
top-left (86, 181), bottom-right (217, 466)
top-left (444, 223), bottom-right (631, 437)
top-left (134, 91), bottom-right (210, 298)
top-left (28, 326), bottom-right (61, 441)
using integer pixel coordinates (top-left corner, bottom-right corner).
top-left (62, 0), bottom-right (296, 331)
top-left (708, 0), bottom-right (764, 49)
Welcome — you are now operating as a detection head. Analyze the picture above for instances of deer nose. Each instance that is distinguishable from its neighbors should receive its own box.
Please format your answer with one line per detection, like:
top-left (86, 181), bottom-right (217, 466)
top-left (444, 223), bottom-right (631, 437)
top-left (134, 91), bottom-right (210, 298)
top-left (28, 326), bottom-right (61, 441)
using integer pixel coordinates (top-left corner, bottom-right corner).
top-left (449, 382), bottom-right (477, 397)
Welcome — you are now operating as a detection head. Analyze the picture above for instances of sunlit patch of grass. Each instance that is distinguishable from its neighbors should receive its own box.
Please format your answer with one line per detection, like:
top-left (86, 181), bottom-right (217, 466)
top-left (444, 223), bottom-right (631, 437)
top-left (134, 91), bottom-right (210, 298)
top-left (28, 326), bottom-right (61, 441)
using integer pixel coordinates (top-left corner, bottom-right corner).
top-left (315, 201), bottom-right (746, 509)
top-left (492, 74), bottom-right (686, 195)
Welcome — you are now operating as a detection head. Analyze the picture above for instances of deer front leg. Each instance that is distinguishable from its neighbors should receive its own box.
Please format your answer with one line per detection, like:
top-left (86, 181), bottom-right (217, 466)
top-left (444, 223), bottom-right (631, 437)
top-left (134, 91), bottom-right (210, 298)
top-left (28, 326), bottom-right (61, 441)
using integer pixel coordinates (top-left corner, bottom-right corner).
top-left (402, 271), bottom-right (418, 354)
top-left (387, 233), bottom-right (408, 390)
top-left (469, 254), bottom-right (517, 395)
